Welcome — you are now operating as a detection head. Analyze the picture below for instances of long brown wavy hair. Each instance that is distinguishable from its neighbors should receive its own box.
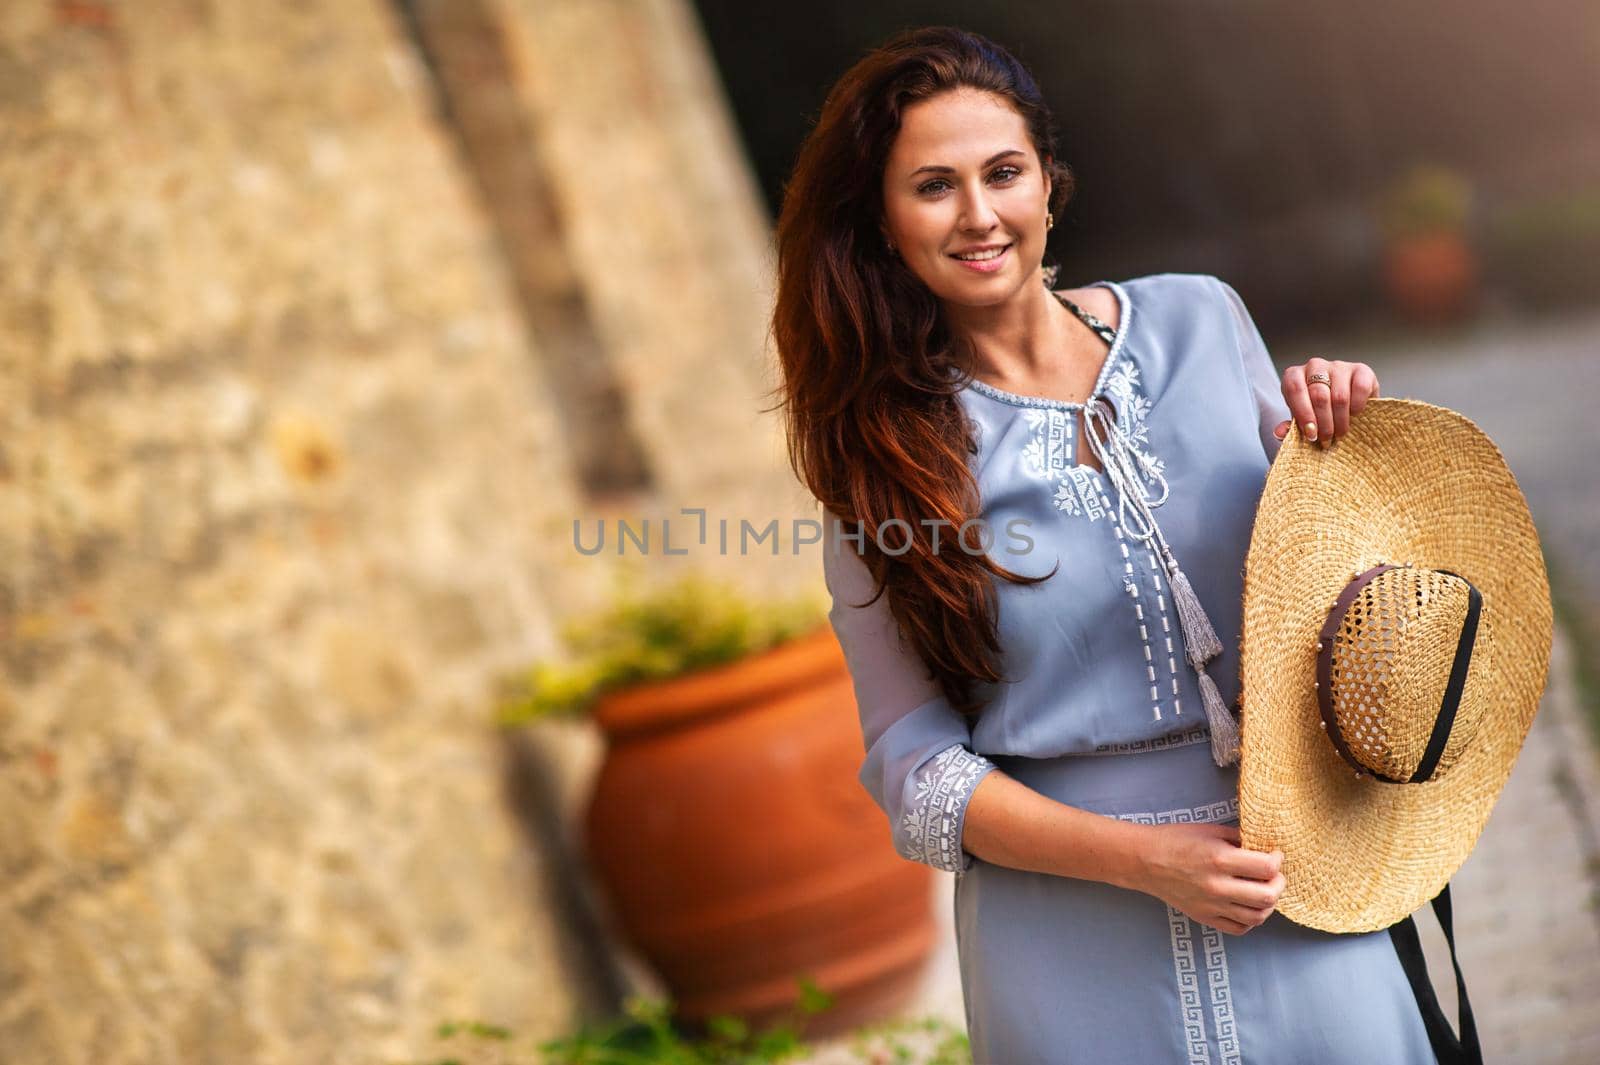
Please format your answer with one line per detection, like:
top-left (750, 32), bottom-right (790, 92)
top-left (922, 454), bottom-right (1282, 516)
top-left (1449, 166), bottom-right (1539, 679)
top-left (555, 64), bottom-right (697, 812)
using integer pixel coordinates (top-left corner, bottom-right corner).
top-left (773, 27), bottom-right (1078, 719)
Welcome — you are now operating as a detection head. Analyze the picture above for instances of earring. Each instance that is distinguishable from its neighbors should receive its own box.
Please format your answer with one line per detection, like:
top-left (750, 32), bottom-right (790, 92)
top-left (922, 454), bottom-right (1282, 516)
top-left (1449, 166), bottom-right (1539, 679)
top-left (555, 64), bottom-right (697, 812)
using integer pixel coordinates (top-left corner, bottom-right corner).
top-left (884, 238), bottom-right (898, 257)
top-left (1046, 212), bottom-right (1055, 231)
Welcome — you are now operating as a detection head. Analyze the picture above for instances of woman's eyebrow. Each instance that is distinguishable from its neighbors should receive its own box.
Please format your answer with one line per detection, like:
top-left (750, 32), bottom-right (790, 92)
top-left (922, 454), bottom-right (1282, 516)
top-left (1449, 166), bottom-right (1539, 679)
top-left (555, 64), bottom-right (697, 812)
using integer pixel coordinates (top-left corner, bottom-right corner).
top-left (908, 148), bottom-right (1026, 178)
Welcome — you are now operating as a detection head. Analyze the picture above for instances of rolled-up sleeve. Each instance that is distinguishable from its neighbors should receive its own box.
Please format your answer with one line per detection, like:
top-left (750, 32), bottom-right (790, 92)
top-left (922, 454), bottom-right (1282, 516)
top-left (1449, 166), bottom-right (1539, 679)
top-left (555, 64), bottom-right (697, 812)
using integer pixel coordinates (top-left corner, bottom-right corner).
top-left (822, 517), bottom-right (996, 875)
top-left (1215, 277), bottom-right (1290, 463)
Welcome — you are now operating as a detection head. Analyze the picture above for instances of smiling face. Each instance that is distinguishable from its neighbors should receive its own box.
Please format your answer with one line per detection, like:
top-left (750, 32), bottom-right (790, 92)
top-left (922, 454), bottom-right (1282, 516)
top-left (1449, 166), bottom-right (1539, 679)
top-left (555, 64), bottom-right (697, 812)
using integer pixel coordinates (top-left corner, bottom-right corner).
top-left (880, 87), bottom-right (1052, 308)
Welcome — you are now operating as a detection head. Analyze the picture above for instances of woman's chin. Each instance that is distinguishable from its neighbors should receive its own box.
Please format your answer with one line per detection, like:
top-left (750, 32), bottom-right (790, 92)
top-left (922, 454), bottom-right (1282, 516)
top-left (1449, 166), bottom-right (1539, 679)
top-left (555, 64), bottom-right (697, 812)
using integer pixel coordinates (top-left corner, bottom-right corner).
top-left (933, 267), bottom-right (1037, 309)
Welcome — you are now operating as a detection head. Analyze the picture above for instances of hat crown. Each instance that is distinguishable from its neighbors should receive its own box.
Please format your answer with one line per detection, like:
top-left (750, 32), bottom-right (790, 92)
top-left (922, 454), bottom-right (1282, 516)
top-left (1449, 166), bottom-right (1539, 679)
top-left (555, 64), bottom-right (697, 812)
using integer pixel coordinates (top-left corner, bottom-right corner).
top-left (1326, 566), bottom-right (1494, 783)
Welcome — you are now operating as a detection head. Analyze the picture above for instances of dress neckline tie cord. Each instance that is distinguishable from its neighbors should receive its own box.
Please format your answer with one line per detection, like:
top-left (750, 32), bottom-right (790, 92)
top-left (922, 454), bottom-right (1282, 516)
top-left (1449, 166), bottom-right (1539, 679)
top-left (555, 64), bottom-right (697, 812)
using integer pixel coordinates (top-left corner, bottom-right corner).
top-left (1082, 397), bottom-right (1242, 766)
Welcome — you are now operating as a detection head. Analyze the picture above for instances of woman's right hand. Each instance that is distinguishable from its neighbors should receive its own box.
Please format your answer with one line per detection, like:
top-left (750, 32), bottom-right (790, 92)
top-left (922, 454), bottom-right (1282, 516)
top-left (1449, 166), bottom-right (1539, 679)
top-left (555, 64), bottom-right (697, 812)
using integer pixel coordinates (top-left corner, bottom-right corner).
top-left (1135, 822), bottom-right (1285, 935)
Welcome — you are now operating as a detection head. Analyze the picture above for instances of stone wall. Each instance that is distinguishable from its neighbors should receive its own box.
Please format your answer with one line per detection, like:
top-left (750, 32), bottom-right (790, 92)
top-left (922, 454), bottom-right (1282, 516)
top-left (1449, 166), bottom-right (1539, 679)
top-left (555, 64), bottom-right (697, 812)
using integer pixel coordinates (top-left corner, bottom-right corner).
top-left (480, 0), bottom-right (813, 579)
top-left (0, 0), bottom-right (723, 1060)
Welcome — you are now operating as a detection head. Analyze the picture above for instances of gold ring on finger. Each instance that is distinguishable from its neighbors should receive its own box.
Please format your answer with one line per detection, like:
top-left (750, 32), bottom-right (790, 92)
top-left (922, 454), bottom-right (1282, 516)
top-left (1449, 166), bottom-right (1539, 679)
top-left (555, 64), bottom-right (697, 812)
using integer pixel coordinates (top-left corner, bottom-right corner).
top-left (1307, 371), bottom-right (1331, 387)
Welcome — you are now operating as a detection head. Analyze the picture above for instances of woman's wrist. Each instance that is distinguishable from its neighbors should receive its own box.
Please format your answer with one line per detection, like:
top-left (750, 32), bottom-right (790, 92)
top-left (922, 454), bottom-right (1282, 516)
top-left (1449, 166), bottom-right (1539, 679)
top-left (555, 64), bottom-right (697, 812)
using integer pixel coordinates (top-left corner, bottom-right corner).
top-left (963, 770), bottom-right (1160, 891)
top-left (1095, 818), bottom-right (1158, 894)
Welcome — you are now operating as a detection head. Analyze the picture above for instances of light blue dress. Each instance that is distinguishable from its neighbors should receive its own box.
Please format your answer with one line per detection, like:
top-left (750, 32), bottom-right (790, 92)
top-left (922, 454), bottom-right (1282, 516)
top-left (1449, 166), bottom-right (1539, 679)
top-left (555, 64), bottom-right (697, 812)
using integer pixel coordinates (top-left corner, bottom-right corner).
top-left (821, 273), bottom-right (1436, 1064)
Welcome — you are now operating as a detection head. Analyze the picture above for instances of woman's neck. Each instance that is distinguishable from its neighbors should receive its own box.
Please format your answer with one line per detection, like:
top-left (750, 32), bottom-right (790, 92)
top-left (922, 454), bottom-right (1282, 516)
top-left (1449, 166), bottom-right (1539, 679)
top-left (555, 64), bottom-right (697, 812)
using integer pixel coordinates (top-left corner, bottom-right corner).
top-left (943, 275), bottom-right (1075, 385)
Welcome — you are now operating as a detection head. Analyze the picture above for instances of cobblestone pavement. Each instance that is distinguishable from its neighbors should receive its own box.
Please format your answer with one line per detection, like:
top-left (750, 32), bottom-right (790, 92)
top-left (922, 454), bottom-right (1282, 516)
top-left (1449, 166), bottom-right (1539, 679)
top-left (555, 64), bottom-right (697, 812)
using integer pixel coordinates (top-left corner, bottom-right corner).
top-left (806, 308), bottom-right (1600, 1064)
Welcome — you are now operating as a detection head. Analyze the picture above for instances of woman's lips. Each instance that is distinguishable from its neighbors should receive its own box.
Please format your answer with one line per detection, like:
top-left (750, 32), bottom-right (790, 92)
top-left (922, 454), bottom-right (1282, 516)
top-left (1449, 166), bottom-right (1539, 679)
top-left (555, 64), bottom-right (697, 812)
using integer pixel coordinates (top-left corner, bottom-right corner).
top-left (949, 244), bottom-right (1011, 273)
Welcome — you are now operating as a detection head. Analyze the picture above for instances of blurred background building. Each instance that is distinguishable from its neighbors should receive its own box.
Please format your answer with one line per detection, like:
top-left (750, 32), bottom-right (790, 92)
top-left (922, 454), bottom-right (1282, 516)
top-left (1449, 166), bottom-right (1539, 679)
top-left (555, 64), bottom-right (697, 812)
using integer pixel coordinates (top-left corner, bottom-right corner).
top-left (698, 0), bottom-right (1600, 333)
top-left (2, 1), bottom-right (1596, 1062)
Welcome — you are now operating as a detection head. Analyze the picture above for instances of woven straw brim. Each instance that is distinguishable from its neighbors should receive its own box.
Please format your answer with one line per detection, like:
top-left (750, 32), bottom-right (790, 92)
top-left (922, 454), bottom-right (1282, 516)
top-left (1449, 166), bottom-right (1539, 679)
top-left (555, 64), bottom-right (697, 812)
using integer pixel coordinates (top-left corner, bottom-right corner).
top-left (1239, 398), bottom-right (1552, 933)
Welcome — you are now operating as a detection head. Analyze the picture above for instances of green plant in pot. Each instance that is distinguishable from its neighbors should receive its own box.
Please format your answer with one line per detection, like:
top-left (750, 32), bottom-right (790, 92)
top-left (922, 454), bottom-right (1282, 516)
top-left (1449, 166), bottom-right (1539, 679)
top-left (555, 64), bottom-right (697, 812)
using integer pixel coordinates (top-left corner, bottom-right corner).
top-left (1375, 163), bottom-right (1479, 325)
top-left (498, 571), bottom-right (827, 726)
top-left (499, 571), bottom-right (939, 1041)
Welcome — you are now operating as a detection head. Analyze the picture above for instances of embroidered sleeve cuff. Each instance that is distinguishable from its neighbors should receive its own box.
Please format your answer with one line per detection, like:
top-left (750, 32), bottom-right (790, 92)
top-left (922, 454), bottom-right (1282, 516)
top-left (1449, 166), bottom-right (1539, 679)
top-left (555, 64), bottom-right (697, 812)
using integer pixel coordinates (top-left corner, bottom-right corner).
top-left (899, 742), bottom-right (997, 874)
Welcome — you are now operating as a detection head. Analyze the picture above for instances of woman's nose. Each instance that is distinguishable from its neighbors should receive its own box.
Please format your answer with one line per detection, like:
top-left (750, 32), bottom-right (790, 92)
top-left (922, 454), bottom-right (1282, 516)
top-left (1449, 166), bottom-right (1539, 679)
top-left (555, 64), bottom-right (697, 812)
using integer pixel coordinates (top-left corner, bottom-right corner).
top-left (959, 185), bottom-right (1000, 231)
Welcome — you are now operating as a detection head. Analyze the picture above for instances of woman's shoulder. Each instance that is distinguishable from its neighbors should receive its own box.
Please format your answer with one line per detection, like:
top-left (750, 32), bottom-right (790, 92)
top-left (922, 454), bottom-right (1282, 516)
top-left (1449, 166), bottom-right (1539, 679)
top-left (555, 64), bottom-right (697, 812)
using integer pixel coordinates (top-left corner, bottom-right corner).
top-left (1116, 272), bottom-right (1244, 333)
top-left (1119, 270), bottom-right (1230, 300)
top-left (1054, 273), bottom-right (1230, 333)
top-left (1054, 284), bottom-right (1121, 333)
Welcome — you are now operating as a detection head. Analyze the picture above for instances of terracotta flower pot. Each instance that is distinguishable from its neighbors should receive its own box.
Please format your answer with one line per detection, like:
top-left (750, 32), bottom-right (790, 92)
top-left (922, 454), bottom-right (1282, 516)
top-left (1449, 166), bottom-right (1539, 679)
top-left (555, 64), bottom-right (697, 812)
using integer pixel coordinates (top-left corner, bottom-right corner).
top-left (584, 625), bottom-right (935, 1037)
top-left (1381, 230), bottom-right (1479, 325)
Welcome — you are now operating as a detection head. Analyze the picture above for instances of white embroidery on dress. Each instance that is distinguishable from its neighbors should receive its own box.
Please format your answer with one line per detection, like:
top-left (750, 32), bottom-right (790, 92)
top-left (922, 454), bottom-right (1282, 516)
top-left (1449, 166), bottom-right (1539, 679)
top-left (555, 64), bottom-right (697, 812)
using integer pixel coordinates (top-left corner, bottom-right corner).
top-left (1106, 359), bottom-right (1140, 401)
top-left (901, 743), bottom-right (994, 872)
top-left (1107, 487), bottom-right (1174, 721)
top-left (1115, 797), bottom-right (1239, 826)
top-left (1021, 408), bottom-right (1073, 477)
top-left (1010, 355), bottom-right (1163, 523)
top-left (1145, 546), bottom-right (1183, 718)
top-left (1100, 357), bottom-right (1160, 466)
top-left (1116, 799), bottom-right (1241, 1065)
top-left (1083, 725), bottom-right (1211, 756)
top-left (1069, 467), bottom-right (1104, 519)
top-left (1168, 906), bottom-right (1211, 1065)
top-left (1203, 924), bottom-right (1242, 1065)
top-left (1053, 481), bottom-right (1082, 516)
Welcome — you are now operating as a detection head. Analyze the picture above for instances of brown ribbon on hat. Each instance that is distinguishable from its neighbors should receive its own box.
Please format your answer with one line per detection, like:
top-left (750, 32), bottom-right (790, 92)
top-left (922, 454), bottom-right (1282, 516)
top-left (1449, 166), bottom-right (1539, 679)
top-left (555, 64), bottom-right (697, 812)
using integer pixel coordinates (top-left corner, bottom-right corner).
top-left (1315, 563), bottom-right (1484, 784)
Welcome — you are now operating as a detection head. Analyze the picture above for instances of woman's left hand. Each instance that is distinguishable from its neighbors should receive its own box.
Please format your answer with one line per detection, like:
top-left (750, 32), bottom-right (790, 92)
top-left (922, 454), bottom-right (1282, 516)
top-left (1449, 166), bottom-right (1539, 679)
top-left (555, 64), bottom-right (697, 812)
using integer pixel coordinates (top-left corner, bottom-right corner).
top-left (1272, 357), bottom-right (1381, 448)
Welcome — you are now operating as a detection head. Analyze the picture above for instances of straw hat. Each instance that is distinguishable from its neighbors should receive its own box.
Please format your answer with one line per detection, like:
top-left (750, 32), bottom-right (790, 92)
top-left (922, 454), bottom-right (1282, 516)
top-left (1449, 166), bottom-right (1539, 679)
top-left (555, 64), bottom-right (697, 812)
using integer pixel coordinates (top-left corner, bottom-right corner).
top-left (1238, 398), bottom-right (1553, 933)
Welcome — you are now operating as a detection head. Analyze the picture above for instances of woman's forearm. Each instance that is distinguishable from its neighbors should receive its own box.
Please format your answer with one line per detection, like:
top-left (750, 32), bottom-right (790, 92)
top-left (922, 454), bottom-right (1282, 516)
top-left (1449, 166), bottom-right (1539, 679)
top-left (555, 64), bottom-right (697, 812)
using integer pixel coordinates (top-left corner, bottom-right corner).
top-left (962, 767), bottom-right (1152, 891)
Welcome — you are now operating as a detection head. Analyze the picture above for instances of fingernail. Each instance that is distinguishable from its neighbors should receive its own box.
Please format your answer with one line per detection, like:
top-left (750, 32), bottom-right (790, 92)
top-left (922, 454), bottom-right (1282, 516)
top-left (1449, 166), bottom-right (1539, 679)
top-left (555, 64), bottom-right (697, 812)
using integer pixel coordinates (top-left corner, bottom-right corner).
top-left (1304, 422), bottom-right (1317, 442)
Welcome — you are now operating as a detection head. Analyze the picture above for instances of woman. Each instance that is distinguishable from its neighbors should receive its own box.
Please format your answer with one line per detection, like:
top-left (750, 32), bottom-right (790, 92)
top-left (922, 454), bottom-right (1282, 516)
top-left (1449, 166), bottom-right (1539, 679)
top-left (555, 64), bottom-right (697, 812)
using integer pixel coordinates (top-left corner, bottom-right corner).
top-left (773, 26), bottom-right (1431, 1064)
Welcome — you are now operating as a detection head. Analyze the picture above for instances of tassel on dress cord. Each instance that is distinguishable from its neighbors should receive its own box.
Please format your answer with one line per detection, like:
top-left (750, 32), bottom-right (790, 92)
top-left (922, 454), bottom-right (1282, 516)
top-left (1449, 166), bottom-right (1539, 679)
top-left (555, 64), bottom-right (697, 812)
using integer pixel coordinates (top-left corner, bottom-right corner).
top-left (1198, 667), bottom-right (1242, 767)
top-left (1164, 554), bottom-right (1224, 663)
top-left (1083, 394), bottom-right (1241, 767)
top-left (1162, 549), bottom-right (1240, 767)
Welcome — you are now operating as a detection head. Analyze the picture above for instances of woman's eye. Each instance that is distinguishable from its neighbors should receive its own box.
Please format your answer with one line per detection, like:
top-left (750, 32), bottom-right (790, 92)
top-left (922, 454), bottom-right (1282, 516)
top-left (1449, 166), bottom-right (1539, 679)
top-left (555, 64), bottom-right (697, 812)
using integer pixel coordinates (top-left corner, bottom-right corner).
top-left (916, 167), bottom-right (1021, 196)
